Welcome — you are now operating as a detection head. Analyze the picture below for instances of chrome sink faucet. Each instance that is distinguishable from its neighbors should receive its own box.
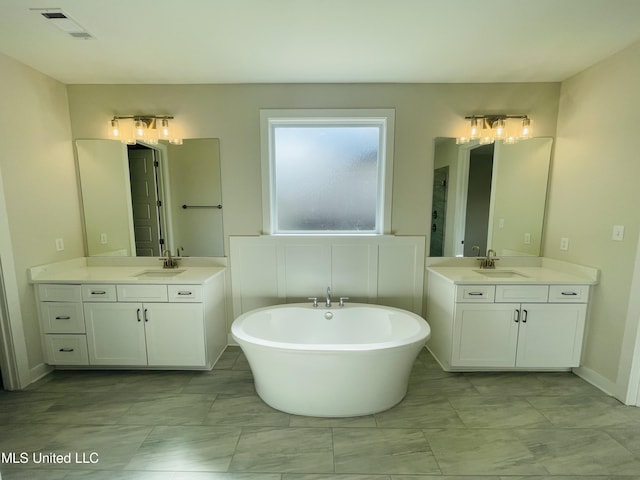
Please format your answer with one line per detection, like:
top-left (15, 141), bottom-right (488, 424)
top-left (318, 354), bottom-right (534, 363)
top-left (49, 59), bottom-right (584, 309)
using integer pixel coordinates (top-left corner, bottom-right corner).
top-left (160, 249), bottom-right (179, 269)
top-left (477, 249), bottom-right (499, 269)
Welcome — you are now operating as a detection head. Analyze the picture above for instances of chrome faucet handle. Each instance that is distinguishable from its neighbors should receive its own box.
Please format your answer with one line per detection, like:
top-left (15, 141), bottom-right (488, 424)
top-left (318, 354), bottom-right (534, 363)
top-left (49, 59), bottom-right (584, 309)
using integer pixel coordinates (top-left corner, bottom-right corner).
top-left (307, 297), bottom-right (319, 308)
top-left (339, 297), bottom-right (350, 307)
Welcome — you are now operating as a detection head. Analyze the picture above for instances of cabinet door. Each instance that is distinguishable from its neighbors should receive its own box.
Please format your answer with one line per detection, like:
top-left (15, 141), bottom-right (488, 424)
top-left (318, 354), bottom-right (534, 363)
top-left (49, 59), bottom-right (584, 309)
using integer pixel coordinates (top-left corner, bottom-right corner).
top-left (516, 303), bottom-right (587, 368)
top-left (144, 303), bottom-right (206, 367)
top-left (84, 303), bottom-right (147, 366)
top-left (452, 303), bottom-right (519, 367)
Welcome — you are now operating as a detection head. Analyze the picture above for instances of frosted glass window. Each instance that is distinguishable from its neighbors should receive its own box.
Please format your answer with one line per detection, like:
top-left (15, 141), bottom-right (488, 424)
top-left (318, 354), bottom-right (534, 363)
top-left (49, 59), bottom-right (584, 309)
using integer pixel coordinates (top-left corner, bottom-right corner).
top-left (261, 111), bottom-right (393, 234)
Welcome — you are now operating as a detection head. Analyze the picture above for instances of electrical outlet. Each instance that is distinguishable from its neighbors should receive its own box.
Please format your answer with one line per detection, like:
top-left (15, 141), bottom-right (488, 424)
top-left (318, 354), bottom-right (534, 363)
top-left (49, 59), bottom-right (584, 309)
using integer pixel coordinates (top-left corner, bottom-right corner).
top-left (612, 225), bottom-right (625, 241)
top-left (100, 233), bottom-right (108, 244)
top-left (55, 238), bottom-right (64, 251)
top-left (524, 232), bottom-right (531, 245)
top-left (560, 237), bottom-right (569, 251)
top-left (498, 218), bottom-right (505, 229)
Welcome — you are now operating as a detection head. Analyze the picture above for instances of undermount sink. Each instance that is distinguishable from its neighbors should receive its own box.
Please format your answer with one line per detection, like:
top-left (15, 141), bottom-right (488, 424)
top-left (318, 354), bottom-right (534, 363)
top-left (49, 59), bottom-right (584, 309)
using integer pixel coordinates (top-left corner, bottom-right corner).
top-left (474, 269), bottom-right (529, 278)
top-left (134, 269), bottom-right (186, 278)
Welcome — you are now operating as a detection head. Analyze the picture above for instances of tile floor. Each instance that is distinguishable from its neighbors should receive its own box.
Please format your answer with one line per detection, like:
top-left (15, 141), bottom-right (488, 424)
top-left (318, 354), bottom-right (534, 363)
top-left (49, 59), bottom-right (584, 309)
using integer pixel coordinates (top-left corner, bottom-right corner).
top-left (1, 346), bottom-right (640, 479)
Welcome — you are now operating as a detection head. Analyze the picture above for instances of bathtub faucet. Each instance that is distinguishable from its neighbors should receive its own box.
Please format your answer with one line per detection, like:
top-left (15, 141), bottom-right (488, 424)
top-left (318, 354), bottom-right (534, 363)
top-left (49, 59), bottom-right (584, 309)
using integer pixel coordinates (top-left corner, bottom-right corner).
top-left (326, 287), bottom-right (332, 307)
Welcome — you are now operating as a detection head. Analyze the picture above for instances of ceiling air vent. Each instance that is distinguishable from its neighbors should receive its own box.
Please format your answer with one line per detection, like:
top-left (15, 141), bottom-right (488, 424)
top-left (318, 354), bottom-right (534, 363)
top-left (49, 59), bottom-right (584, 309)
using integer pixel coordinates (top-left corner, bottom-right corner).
top-left (32, 8), bottom-right (94, 39)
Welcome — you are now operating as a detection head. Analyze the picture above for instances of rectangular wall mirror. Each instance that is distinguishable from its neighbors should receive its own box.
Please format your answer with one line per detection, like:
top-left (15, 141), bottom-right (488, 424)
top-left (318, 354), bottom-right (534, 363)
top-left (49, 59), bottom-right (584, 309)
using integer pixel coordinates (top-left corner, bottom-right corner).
top-left (76, 138), bottom-right (224, 257)
top-left (430, 137), bottom-right (552, 257)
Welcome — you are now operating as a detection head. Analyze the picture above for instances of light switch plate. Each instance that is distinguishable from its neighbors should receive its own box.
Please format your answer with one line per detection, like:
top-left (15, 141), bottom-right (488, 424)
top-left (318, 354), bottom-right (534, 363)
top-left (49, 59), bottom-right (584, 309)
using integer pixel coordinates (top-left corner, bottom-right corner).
top-left (560, 237), bottom-right (569, 251)
top-left (55, 238), bottom-right (64, 251)
top-left (524, 232), bottom-right (531, 244)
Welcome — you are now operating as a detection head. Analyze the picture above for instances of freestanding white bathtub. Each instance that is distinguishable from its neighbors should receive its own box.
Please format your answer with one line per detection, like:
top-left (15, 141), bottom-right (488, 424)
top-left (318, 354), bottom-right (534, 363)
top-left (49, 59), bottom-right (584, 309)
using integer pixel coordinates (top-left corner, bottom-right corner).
top-left (231, 302), bottom-right (430, 417)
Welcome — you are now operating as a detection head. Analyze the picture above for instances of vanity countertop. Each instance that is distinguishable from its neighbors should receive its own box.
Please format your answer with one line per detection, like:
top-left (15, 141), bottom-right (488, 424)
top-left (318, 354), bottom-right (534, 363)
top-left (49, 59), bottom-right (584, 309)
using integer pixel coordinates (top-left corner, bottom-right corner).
top-left (29, 261), bottom-right (225, 285)
top-left (427, 265), bottom-right (599, 285)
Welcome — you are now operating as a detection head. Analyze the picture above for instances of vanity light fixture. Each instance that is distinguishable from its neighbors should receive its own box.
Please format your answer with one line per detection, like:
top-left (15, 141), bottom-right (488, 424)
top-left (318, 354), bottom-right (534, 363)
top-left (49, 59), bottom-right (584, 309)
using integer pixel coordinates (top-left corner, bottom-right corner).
top-left (456, 115), bottom-right (532, 145)
top-left (108, 115), bottom-right (183, 145)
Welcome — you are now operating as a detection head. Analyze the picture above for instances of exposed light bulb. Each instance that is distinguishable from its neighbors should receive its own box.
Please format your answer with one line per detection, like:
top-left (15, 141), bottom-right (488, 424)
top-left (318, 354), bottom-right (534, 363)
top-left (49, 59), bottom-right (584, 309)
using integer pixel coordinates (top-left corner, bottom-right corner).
top-left (520, 117), bottom-right (532, 139)
top-left (134, 119), bottom-right (147, 138)
top-left (493, 118), bottom-right (506, 140)
top-left (469, 117), bottom-right (480, 139)
top-left (110, 119), bottom-right (120, 138)
top-left (159, 118), bottom-right (171, 139)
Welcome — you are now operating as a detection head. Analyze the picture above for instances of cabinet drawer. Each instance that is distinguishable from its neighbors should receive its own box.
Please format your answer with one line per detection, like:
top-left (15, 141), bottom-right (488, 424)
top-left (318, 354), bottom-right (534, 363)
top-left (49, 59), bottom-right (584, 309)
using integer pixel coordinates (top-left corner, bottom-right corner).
top-left (38, 284), bottom-right (81, 302)
top-left (456, 285), bottom-right (495, 302)
top-left (117, 284), bottom-right (168, 302)
top-left (548, 285), bottom-right (590, 303)
top-left (82, 284), bottom-right (117, 302)
top-left (44, 335), bottom-right (89, 365)
top-left (168, 285), bottom-right (202, 302)
top-left (495, 285), bottom-right (549, 303)
top-left (40, 302), bottom-right (85, 333)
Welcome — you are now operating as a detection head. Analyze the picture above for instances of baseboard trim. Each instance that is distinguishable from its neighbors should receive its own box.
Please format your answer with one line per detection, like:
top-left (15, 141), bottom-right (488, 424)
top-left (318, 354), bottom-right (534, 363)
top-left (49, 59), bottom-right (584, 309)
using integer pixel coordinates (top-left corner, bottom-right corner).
top-left (573, 365), bottom-right (625, 401)
top-left (29, 362), bottom-right (53, 386)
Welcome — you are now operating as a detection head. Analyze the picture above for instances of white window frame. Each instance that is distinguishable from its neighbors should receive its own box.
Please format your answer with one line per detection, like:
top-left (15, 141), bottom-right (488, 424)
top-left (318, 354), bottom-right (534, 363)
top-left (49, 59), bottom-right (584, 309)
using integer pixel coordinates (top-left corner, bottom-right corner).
top-left (260, 109), bottom-right (395, 235)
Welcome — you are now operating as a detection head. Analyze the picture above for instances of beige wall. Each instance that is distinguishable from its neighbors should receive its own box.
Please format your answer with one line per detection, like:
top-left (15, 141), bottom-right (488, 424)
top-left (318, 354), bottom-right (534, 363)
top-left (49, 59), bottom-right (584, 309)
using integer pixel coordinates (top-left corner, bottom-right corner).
top-left (66, 83), bottom-right (560, 249)
top-left (0, 52), bottom-right (84, 371)
top-left (545, 40), bottom-right (640, 394)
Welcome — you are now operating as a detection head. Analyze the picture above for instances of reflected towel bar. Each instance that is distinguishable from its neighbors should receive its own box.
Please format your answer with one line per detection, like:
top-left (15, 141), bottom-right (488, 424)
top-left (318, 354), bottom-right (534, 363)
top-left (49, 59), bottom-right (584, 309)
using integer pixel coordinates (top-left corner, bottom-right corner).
top-left (182, 204), bottom-right (222, 209)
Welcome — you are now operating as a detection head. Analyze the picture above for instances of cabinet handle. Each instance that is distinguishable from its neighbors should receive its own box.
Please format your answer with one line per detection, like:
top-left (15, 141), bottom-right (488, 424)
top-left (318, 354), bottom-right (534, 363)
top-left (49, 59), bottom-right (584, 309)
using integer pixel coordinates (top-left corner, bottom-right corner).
top-left (177, 291), bottom-right (193, 296)
top-left (468, 292), bottom-right (484, 296)
top-left (144, 308), bottom-right (149, 322)
top-left (514, 309), bottom-right (520, 322)
top-left (137, 308), bottom-right (141, 322)
top-left (91, 290), bottom-right (107, 295)
top-left (522, 309), bottom-right (528, 323)
top-left (55, 316), bottom-right (71, 320)
top-left (58, 348), bottom-right (75, 352)
top-left (561, 291), bottom-right (578, 296)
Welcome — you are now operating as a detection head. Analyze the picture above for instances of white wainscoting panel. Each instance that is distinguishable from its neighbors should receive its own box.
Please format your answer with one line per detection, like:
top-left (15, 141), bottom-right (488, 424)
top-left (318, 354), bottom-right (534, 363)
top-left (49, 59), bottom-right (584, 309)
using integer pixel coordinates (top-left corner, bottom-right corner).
top-left (378, 239), bottom-right (425, 313)
top-left (331, 243), bottom-right (377, 303)
top-left (230, 242), bottom-right (280, 314)
top-left (230, 235), bottom-right (425, 318)
top-left (284, 244), bottom-right (332, 301)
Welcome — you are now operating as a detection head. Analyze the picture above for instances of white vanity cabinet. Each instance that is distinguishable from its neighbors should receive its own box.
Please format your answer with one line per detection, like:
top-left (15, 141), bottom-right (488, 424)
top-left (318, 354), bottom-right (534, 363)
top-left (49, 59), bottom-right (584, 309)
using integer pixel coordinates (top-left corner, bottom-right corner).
top-left (84, 284), bottom-right (208, 367)
top-left (426, 273), bottom-right (590, 371)
top-left (35, 268), bottom-right (227, 370)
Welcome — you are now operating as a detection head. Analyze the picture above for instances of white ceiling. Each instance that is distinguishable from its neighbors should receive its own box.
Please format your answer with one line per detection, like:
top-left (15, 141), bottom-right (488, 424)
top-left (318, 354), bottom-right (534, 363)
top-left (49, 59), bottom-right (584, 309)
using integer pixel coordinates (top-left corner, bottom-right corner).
top-left (1, 0), bottom-right (639, 85)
